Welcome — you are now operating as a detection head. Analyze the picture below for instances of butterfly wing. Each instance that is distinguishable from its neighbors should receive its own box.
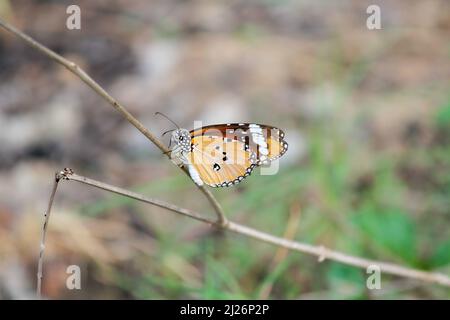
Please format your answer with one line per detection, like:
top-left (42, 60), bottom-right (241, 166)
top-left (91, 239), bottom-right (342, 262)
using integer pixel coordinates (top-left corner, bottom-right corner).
top-left (187, 124), bottom-right (287, 187)
top-left (188, 135), bottom-right (256, 187)
top-left (191, 123), bottom-right (288, 165)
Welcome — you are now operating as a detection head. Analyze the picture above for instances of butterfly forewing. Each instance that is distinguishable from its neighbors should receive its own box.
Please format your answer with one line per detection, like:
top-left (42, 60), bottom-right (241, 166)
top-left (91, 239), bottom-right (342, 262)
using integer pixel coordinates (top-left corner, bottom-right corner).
top-left (191, 124), bottom-right (287, 163)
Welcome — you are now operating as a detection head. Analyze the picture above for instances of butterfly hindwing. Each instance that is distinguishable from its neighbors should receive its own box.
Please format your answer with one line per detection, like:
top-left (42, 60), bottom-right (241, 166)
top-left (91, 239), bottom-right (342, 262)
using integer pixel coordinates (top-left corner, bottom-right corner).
top-left (188, 135), bottom-right (256, 187)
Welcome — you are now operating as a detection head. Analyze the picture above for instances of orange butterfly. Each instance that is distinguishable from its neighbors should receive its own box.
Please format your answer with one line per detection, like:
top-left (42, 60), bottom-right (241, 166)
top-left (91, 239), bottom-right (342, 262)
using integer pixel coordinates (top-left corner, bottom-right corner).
top-left (157, 113), bottom-right (288, 188)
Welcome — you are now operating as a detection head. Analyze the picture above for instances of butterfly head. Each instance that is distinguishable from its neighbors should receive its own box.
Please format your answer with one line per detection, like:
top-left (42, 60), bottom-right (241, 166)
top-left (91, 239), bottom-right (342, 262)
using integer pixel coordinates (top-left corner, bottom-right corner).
top-left (171, 128), bottom-right (192, 152)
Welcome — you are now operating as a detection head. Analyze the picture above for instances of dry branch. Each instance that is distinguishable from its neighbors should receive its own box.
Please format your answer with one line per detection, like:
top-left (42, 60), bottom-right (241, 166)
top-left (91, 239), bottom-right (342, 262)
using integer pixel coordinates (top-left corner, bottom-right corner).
top-left (62, 170), bottom-right (450, 288)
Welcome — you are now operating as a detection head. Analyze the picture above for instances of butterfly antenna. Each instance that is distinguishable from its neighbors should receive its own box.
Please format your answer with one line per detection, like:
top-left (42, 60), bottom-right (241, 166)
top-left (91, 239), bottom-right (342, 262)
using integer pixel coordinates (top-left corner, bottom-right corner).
top-left (155, 112), bottom-right (180, 129)
top-left (162, 129), bottom-right (175, 137)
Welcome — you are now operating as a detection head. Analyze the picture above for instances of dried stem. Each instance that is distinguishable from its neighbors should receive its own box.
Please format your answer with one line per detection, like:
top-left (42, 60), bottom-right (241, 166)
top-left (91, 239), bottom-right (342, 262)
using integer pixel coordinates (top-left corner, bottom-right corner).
top-left (259, 201), bottom-right (302, 299)
top-left (61, 171), bottom-right (450, 288)
top-left (0, 18), bottom-right (227, 226)
top-left (68, 173), bottom-right (213, 225)
top-left (36, 171), bottom-right (63, 298)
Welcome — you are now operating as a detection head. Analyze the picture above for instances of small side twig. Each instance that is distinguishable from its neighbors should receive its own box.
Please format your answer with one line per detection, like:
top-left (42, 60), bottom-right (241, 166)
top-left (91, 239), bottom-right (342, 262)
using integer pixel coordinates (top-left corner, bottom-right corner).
top-left (68, 172), bottom-right (213, 225)
top-left (36, 168), bottom-right (71, 298)
top-left (258, 201), bottom-right (302, 299)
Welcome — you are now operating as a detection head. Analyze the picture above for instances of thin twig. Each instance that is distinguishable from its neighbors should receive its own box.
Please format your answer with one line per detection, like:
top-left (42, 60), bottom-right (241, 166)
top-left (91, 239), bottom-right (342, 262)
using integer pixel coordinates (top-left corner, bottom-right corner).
top-left (36, 171), bottom-right (63, 298)
top-left (60, 170), bottom-right (450, 288)
top-left (0, 18), bottom-right (227, 227)
top-left (68, 173), bottom-right (213, 225)
top-left (271, 201), bottom-right (302, 266)
top-left (259, 201), bottom-right (302, 299)
top-left (226, 222), bottom-right (450, 287)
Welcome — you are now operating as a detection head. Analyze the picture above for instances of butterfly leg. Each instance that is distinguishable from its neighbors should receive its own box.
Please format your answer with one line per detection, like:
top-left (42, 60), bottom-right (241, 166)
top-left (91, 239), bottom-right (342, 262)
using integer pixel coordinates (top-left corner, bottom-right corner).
top-left (168, 145), bottom-right (184, 166)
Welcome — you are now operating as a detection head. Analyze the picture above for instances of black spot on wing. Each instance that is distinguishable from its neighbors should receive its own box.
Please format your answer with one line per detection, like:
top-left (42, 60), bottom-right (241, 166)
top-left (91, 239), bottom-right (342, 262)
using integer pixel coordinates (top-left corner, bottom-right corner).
top-left (209, 164), bottom-right (256, 188)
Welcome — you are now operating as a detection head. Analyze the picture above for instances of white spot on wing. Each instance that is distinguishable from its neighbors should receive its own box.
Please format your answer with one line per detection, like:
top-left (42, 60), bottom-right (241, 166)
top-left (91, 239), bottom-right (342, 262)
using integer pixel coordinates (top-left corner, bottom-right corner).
top-left (260, 148), bottom-right (269, 156)
top-left (188, 164), bottom-right (203, 186)
top-left (249, 124), bottom-right (263, 134)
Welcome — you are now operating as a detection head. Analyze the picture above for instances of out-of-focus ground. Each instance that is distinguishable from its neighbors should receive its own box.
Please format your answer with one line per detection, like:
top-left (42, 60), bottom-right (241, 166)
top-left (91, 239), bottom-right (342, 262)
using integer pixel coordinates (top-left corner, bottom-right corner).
top-left (0, 0), bottom-right (449, 299)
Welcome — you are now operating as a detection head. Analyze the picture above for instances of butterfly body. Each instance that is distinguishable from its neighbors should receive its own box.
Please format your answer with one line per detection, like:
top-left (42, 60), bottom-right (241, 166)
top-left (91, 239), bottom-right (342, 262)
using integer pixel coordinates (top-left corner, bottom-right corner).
top-left (169, 123), bottom-right (288, 188)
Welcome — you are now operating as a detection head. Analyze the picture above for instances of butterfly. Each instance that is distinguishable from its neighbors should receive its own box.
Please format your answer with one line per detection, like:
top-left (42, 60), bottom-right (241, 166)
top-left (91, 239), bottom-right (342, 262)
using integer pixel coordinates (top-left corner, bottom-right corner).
top-left (157, 113), bottom-right (288, 188)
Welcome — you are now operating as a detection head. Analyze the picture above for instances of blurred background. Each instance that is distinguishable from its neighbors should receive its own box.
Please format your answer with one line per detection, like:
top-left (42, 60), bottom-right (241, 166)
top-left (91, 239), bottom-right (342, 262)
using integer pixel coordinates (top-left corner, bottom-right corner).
top-left (0, 0), bottom-right (449, 299)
